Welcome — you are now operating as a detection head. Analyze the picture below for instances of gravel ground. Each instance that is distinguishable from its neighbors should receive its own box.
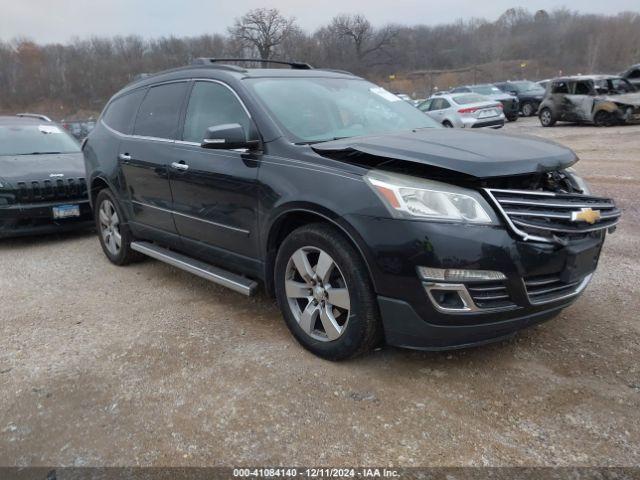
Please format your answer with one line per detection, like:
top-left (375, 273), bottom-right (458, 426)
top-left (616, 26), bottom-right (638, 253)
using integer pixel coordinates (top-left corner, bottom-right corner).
top-left (1, 117), bottom-right (639, 467)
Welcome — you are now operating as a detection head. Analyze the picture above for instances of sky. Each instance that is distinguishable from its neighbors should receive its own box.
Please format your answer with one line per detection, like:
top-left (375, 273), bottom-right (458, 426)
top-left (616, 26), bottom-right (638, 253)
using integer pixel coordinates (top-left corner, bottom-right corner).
top-left (0, 0), bottom-right (638, 44)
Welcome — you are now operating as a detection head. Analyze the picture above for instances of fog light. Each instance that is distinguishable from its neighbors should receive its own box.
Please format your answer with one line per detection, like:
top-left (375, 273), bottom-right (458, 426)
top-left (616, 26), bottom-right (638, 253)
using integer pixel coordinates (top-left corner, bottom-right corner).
top-left (417, 267), bottom-right (506, 282)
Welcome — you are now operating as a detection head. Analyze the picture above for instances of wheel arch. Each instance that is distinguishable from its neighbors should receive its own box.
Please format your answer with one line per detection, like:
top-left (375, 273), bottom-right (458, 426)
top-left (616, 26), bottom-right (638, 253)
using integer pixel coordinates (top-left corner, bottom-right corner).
top-left (89, 174), bottom-right (114, 209)
top-left (263, 205), bottom-right (377, 297)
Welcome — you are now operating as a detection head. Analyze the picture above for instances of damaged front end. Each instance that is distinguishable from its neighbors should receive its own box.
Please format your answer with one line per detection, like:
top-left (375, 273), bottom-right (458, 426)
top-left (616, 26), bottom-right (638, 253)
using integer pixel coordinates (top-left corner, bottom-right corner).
top-left (594, 92), bottom-right (640, 125)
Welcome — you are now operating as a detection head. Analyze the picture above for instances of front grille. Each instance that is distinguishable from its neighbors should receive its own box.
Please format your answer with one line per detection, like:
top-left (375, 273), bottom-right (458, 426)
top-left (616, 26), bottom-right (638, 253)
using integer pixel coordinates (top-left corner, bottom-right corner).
top-left (15, 178), bottom-right (87, 203)
top-left (524, 273), bottom-right (590, 304)
top-left (485, 189), bottom-right (621, 243)
top-left (467, 280), bottom-right (515, 309)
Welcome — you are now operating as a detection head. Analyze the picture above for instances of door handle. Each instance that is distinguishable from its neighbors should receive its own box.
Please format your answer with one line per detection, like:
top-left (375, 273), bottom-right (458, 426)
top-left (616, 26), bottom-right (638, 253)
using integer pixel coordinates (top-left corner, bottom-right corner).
top-left (171, 161), bottom-right (189, 171)
top-left (118, 153), bottom-right (132, 161)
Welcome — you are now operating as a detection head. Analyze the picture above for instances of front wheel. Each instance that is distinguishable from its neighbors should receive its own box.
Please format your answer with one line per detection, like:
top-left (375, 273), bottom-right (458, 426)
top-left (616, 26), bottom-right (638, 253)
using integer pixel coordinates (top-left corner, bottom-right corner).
top-left (95, 189), bottom-right (142, 265)
top-left (539, 107), bottom-right (556, 127)
top-left (594, 110), bottom-right (615, 127)
top-left (274, 224), bottom-right (382, 360)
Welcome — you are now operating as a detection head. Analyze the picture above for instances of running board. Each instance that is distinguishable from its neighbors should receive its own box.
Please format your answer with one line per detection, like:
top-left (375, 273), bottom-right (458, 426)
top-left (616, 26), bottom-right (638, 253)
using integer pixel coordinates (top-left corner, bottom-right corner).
top-left (130, 241), bottom-right (259, 296)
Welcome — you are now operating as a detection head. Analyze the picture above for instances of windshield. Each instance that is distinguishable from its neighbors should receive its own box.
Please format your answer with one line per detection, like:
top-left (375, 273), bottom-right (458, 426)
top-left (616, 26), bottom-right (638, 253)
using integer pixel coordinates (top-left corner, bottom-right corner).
top-left (452, 94), bottom-right (489, 105)
top-left (470, 85), bottom-right (503, 95)
top-left (0, 124), bottom-right (80, 156)
top-left (245, 78), bottom-right (440, 143)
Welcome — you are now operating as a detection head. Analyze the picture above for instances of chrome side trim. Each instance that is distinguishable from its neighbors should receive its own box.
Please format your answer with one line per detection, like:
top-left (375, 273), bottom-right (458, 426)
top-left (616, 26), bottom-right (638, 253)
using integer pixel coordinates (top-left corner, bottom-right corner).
top-left (525, 273), bottom-right (593, 305)
top-left (131, 200), bottom-right (250, 235)
top-left (130, 241), bottom-right (258, 296)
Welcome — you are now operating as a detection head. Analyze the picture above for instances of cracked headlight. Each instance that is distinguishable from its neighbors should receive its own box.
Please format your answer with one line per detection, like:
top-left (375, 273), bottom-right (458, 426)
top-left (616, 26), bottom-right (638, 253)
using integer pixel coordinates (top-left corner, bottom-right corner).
top-left (565, 167), bottom-right (592, 195)
top-left (365, 170), bottom-right (498, 224)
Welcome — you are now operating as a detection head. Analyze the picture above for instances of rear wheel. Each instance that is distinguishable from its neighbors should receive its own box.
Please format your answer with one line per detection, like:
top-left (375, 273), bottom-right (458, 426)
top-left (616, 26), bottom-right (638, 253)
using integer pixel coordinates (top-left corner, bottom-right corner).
top-left (95, 189), bottom-right (141, 265)
top-left (521, 102), bottom-right (535, 117)
top-left (442, 120), bottom-right (453, 128)
top-left (539, 108), bottom-right (556, 127)
top-left (274, 223), bottom-right (382, 360)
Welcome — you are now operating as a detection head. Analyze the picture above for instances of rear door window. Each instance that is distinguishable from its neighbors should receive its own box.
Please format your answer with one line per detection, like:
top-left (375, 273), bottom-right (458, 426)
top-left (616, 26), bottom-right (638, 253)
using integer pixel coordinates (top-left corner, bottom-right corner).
top-left (133, 82), bottom-right (188, 139)
top-left (573, 81), bottom-right (592, 95)
top-left (102, 89), bottom-right (145, 134)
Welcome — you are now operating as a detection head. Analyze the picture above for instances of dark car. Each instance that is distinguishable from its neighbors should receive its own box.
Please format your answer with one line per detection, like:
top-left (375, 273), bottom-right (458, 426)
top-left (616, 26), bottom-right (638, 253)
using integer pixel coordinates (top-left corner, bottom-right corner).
top-left (538, 75), bottom-right (640, 127)
top-left (450, 84), bottom-right (520, 121)
top-left (83, 59), bottom-right (620, 360)
top-left (0, 114), bottom-right (92, 238)
top-left (495, 80), bottom-right (546, 116)
top-left (620, 63), bottom-right (640, 89)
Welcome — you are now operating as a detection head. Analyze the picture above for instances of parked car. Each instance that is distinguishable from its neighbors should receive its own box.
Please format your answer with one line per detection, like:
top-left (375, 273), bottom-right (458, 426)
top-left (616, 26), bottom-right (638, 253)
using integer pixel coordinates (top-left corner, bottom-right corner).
top-left (417, 93), bottom-right (505, 129)
top-left (494, 80), bottom-right (546, 116)
top-left (84, 58), bottom-right (620, 360)
top-left (538, 75), bottom-right (640, 127)
top-left (620, 63), bottom-right (640, 89)
top-left (0, 114), bottom-right (92, 238)
top-left (450, 84), bottom-right (519, 121)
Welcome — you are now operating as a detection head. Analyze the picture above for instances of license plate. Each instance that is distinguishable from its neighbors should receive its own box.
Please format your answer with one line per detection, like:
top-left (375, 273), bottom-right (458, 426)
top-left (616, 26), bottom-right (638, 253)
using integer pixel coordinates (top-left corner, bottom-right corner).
top-left (560, 241), bottom-right (601, 283)
top-left (52, 204), bottom-right (80, 219)
top-left (479, 109), bottom-right (497, 118)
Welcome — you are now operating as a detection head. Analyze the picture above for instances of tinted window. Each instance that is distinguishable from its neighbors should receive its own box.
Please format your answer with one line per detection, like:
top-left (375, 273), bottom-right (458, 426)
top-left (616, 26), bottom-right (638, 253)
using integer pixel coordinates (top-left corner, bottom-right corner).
top-left (183, 81), bottom-right (251, 143)
top-left (102, 89), bottom-right (145, 134)
top-left (134, 82), bottom-right (188, 139)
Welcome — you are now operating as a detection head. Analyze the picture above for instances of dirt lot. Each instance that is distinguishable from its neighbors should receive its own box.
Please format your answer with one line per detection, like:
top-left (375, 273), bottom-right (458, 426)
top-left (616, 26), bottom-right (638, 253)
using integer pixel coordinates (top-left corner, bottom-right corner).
top-left (1, 117), bottom-right (639, 467)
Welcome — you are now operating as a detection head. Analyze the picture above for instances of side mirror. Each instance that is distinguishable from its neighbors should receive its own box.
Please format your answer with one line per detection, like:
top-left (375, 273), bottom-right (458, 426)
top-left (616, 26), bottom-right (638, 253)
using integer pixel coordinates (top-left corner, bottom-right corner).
top-left (201, 123), bottom-right (259, 150)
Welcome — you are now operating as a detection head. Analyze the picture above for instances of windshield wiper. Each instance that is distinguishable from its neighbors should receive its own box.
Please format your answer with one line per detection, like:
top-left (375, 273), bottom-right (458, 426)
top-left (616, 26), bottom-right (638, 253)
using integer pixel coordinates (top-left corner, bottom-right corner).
top-left (296, 137), bottom-right (350, 145)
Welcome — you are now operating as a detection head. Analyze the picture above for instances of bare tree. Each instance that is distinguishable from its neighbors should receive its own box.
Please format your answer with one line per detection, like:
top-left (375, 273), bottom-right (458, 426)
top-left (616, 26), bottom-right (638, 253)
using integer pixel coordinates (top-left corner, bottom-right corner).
top-left (328, 14), bottom-right (397, 63)
top-left (228, 8), bottom-right (297, 60)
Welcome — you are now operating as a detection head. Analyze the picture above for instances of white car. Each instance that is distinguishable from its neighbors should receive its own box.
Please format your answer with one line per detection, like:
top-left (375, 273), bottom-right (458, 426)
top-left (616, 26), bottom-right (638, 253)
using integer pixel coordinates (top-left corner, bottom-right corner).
top-left (417, 93), bottom-right (505, 129)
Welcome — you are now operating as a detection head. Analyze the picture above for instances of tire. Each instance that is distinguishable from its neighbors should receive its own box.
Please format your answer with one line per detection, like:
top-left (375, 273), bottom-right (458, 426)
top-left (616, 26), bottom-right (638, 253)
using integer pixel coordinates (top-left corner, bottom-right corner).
top-left (442, 120), bottom-right (454, 128)
top-left (539, 107), bottom-right (556, 127)
top-left (274, 223), bottom-right (383, 360)
top-left (506, 114), bottom-right (518, 122)
top-left (594, 110), bottom-right (615, 127)
top-left (521, 102), bottom-right (534, 117)
top-left (94, 189), bottom-right (142, 266)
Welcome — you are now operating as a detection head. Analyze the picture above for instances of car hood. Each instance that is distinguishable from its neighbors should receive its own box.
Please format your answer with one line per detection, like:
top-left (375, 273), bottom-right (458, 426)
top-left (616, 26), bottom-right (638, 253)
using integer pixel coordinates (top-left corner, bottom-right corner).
top-left (0, 152), bottom-right (85, 184)
top-left (312, 129), bottom-right (577, 178)
top-left (599, 92), bottom-right (640, 106)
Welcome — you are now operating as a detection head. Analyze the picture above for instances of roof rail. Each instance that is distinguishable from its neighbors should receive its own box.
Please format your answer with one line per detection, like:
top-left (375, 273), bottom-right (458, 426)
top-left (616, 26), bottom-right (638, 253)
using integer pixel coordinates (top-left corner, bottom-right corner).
top-left (192, 58), bottom-right (313, 70)
top-left (315, 68), bottom-right (355, 76)
top-left (16, 113), bottom-right (52, 122)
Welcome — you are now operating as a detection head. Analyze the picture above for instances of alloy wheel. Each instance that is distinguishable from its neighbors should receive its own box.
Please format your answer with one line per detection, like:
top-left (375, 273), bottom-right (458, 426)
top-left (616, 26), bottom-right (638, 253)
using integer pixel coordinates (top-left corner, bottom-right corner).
top-left (99, 199), bottom-right (122, 256)
top-left (540, 109), bottom-right (552, 126)
top-left (284, 246), bottom-right (351, 342)
top-left (522, 103), bottom-right (533, 116)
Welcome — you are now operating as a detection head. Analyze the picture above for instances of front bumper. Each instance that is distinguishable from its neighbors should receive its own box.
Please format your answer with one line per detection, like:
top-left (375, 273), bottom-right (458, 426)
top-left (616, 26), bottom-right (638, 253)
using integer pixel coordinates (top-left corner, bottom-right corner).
top-left (344, 214), bottom-right (605, 350)
top-left (0, 199), bottom-right (93, 238)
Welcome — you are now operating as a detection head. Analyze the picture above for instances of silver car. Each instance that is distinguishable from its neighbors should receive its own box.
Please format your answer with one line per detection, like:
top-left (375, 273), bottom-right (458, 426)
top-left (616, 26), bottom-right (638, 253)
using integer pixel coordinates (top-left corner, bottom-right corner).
top-left (417, 93), bottom-right (505, 129)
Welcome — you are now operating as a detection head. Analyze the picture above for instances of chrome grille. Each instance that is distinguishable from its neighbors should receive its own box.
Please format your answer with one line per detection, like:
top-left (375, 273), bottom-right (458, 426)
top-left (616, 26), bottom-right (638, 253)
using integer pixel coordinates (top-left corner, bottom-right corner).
top-left (467, 280), bottom-right (515, 309)
top-left (15, 178), bottom-right (87, 203)
top-left (524, 273), bottom-right (592, 304)
top-left (485, 188), bottom-right (621, 243)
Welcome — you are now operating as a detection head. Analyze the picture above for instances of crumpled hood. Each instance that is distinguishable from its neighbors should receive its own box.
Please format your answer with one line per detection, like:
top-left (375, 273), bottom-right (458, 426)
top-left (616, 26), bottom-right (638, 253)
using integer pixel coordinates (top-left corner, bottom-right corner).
top-left (599, 92), bottom-right (640, 105)
top-left (0, 152), bottom-right (85, 184)
top-left (312, 128), bottom-right (578, 178)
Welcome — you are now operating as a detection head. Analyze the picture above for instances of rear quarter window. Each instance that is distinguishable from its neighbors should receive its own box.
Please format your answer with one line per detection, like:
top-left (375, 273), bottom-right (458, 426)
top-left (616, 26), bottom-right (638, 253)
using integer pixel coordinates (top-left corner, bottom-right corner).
top-left (102, 89), bottom-right (145, 134)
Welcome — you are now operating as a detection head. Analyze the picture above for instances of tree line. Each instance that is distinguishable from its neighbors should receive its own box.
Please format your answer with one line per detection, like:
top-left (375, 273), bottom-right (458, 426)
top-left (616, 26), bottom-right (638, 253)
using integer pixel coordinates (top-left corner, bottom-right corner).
top-left (0, 7), bottom-right (638, 114)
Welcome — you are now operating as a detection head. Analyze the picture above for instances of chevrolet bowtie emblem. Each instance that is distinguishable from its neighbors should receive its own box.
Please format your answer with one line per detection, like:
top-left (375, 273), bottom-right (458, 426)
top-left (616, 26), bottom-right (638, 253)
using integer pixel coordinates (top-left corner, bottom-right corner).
top-left (571, 207), bottom-right (601, 224)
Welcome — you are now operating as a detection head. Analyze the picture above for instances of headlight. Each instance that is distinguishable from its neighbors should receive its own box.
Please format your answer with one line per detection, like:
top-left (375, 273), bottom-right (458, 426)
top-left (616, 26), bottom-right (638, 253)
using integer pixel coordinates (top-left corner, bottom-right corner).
top-left (365, 170), bottom-right (498, 224)
top-left (565, 168), bottom-right (591, 195)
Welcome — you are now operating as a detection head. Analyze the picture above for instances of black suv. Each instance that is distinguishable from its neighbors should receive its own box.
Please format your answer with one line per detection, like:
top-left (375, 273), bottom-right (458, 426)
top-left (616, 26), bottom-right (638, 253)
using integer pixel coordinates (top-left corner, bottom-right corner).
top-left (494, 80), bottom-right (546, 117)
top-left (84, 59), bottom-right (620, 360)
top-left (1, 114), bottom-right (92, 238)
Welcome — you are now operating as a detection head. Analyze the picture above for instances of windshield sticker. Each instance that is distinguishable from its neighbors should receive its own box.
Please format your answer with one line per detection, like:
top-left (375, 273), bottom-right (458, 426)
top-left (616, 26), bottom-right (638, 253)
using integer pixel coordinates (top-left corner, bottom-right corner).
top-left (370, 87), bottom-right (402, 102)
top-left (38, 125), bottom-right (62, 134)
